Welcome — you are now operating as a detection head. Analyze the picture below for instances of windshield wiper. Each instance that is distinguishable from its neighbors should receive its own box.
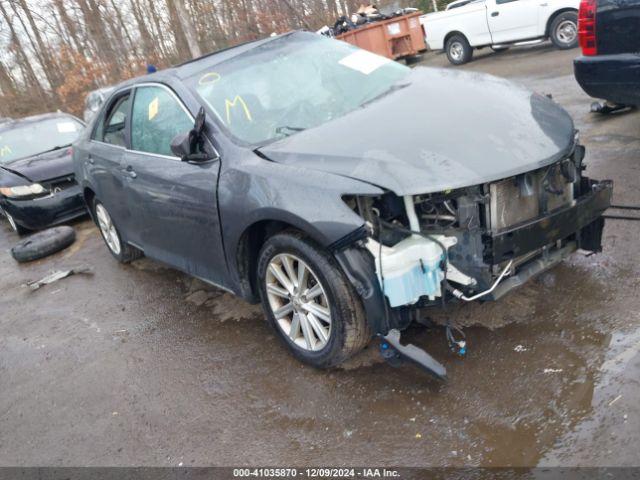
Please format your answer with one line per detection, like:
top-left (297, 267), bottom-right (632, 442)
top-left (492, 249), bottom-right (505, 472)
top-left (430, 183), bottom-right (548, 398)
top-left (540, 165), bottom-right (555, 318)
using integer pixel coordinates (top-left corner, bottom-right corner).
top-left (22, 143), bottom-right (73, 165)
top-left (275, 126), bottom-right (306, 137)
top-left (41, 143), bottom-right (72, 154)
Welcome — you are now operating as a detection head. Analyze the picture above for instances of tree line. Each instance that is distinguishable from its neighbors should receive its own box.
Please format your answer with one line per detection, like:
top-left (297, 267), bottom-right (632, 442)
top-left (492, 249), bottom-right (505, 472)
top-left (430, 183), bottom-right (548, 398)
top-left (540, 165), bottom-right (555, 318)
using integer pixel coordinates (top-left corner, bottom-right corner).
top-left (0, 0), bottom-right (441, 120)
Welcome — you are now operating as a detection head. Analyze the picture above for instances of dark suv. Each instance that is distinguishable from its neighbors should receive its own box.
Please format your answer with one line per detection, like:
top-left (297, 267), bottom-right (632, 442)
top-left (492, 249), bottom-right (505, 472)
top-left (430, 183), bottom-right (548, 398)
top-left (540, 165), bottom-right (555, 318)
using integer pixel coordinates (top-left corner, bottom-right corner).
top-left (574, 0), bottom-right (640, 106)
top-left (74, 32), bottom-right (611, 373)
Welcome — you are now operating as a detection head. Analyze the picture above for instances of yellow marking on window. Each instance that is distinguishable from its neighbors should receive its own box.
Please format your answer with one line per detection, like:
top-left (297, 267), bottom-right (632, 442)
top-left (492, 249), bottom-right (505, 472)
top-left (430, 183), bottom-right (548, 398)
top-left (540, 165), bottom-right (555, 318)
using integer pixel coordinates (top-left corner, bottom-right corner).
top-left (0, 145), bottom-right (11, 157)
top-left (199, 72), bottom-right (221, 86)
top-left (225, 95), bottom-right (253, 125)
top-left (148, 97), bottom-right (159, 120)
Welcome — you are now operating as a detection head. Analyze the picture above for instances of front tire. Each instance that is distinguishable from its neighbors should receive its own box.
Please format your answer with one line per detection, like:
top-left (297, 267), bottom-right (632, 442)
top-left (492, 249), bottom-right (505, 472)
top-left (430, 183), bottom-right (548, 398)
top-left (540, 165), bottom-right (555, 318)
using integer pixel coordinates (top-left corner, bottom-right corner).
top-left (550, 12), bottom-right (578, 49)
top-left (257, 231), bottom-right (371, 368)
top-left (445, 34), bottom-right (473, 65)
top-left (1, 208), bottom-right (29, 235)
top-left (92, 199), bottom-right (142, 263)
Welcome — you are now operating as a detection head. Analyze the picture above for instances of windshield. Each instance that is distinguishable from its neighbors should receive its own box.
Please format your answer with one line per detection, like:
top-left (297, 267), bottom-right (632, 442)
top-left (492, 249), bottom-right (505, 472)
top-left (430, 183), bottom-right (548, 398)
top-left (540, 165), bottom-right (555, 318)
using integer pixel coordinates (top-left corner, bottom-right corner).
top-left (188, 33), bottom-right (410, 145)
top-left (0, 117), bottom-right (83, 164)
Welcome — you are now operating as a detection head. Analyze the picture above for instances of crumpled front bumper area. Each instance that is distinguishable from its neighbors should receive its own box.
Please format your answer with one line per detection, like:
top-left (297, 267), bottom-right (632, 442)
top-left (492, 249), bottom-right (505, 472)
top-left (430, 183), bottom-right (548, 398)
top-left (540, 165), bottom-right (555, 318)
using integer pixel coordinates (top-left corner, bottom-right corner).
top-left (335, 178), bottom-right (613, 336)
top-left (2, 184), bottom-right (87, 230)
top-left (488, 179), bottom-right (612, 263)
top-left (484, 178), bottom-right (612, 299)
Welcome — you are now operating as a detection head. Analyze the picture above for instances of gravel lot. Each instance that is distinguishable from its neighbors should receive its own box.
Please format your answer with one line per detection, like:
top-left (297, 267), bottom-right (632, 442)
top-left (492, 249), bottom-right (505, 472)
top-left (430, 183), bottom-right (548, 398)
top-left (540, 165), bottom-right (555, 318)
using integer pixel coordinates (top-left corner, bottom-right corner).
top-left (1, 43), bottom-right (639, 467)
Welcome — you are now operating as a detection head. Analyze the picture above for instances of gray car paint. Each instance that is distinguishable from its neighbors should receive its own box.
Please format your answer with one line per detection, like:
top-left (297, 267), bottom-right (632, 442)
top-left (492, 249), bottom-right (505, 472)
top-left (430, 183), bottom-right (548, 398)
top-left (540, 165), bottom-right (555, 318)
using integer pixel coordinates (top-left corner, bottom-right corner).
top-left (73, 32), bottom-right (576, 304)
top-left (259, 67), bottom-right (575, 195)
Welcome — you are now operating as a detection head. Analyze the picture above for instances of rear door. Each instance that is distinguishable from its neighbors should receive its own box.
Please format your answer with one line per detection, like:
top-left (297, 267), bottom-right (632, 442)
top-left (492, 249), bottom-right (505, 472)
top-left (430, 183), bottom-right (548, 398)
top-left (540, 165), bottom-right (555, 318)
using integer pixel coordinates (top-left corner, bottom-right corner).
top-left (487, 0), bottom-right (540, 43)
top-left (122, 83), bottom-right (227, 285)
top-left (86, 90), bottom-right (132, 227)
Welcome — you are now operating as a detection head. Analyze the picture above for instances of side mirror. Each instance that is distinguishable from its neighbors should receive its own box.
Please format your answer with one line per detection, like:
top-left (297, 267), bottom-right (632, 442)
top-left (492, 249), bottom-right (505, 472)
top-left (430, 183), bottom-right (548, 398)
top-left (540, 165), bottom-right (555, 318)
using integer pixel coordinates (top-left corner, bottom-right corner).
top-left (170, 107), bottom-right (213, 163)
top-left (170, 132), bottom-right (193, 160)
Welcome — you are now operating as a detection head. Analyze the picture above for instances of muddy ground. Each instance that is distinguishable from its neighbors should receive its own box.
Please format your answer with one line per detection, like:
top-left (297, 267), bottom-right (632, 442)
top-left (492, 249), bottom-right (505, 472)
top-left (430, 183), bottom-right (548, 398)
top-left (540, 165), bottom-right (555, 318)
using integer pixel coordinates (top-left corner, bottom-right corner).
top-left (1, 44), bottom-right (639, 468)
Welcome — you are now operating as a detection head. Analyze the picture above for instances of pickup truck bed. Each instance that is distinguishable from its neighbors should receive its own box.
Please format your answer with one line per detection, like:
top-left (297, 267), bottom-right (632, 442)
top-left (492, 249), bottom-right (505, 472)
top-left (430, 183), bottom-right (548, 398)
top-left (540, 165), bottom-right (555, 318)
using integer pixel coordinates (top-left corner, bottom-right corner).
top-left (574, 0), bottom-right (640, 106)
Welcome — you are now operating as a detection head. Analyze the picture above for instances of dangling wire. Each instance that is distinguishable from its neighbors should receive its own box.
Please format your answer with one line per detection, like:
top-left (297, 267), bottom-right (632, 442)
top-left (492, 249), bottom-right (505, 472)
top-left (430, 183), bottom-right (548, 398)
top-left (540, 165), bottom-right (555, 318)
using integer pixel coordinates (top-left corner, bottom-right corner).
top-left (446, 320), bottom-right (466, 356)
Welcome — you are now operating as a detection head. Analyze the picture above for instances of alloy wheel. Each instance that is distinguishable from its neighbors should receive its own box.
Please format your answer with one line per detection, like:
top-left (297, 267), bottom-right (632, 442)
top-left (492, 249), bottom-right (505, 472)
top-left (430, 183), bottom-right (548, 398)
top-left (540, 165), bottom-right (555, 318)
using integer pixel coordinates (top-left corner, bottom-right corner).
top-left (556, 20), bottom-right (577, 44)
top-left (95, 203), bottom-right (121, 255)
top-left (449, 42), bottom-right (464, 61)
top-left (265, 253), bottom-right (332, 351)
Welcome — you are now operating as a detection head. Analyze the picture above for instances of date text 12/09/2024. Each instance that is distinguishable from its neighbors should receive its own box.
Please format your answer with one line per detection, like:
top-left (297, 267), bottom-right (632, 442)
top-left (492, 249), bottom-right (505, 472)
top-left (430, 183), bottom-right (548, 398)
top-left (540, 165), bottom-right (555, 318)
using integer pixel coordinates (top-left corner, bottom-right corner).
top-left (232, 468), bottom-right (400, 478)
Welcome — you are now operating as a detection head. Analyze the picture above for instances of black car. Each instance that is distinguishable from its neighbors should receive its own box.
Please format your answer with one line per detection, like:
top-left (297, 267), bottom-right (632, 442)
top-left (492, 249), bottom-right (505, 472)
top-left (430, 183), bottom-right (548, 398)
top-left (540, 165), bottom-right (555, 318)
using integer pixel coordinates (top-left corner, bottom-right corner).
top-left (0, 113), bottom-right (86, 234)
top-left (574, 0), bottom-right (640, 107)
top-left (74, 32), bottom-right (611, 376)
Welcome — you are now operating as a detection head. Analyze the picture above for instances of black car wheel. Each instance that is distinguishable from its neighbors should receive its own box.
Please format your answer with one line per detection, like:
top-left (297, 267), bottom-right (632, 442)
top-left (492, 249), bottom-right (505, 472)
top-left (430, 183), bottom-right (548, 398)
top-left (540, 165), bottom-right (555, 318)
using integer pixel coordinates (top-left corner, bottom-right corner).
top-left (550, 12), bottom-right (578, 49)
top-left (2, 209), bottom-right (29, 236)
top-left (257, 231), bottom-right (371, 368)
top-left (92, 199), bottom-right (142, 263)
top-left (446, 34), bottom-right (473, 65)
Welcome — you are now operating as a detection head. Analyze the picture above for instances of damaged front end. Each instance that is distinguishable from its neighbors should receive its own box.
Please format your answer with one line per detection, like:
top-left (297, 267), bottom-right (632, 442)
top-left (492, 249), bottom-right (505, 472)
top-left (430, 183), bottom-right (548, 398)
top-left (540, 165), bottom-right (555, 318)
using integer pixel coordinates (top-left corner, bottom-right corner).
top-left (334, 144), bottom-right (612, 376)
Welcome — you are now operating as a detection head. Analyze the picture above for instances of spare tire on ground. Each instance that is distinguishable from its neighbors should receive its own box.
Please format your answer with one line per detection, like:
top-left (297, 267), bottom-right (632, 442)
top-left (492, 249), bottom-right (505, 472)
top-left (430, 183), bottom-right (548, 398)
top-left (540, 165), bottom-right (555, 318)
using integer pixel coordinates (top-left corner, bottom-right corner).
top-left (11, 226), bottom-right (76, 263)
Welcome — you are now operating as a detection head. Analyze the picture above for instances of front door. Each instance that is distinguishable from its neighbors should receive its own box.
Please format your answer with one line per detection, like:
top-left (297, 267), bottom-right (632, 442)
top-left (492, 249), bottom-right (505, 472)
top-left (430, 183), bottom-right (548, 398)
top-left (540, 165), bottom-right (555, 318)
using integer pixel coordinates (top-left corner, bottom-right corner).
top-left (487, 0), bottom-right (540, 44)
top-left (123, 84), bottom-right (227, 285)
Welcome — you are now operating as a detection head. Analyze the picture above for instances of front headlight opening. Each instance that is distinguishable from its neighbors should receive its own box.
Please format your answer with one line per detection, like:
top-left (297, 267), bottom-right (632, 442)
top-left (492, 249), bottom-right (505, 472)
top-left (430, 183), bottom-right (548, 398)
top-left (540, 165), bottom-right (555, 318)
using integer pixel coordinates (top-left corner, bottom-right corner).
top-left (0, 183), bottom-right (48, 198)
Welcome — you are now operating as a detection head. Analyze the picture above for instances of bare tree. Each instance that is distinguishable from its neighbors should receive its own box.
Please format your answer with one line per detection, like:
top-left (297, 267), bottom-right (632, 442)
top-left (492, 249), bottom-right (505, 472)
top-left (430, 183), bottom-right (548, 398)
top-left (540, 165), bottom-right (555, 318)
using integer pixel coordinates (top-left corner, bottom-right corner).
top-left (170, 0), bottom-right (201, 58)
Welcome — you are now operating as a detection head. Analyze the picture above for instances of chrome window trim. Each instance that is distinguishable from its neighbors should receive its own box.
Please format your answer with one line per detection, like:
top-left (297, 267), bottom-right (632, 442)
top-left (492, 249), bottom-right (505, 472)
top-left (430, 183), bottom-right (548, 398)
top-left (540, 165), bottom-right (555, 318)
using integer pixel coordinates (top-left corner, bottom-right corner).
top-left (89, 140), bottom-right (127, 149)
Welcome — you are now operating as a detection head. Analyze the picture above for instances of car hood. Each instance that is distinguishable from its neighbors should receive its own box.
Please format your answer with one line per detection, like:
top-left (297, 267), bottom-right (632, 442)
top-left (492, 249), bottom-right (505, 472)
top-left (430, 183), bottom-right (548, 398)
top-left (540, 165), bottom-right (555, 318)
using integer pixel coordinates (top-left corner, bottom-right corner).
top-left (258, 67), bottom-right (575, 195)
top-left (1, 147), bottom-right (74, 183)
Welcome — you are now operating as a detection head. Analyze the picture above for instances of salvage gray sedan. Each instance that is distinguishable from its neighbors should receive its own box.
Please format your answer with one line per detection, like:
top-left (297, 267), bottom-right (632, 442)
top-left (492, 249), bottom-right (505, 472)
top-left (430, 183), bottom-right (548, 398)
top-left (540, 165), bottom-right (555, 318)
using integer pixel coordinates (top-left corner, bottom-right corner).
top-left (73, 31), bottom-right (612, 375)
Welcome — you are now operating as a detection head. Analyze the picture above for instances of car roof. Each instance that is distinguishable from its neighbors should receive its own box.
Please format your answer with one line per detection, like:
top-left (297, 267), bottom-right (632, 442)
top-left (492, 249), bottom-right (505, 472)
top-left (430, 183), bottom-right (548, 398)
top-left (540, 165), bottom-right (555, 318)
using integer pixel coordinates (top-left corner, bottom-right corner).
top-left (0, 112), bottom-right (81, 133)
top-left (112, 31), bottom-right (299, 91)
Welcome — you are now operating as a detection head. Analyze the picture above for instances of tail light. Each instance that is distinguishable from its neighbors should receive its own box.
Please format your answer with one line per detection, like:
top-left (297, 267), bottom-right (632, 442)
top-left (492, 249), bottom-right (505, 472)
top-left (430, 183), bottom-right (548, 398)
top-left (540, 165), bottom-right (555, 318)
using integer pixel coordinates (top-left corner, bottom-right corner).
top-left (578, 0), bottom-right (597, 56)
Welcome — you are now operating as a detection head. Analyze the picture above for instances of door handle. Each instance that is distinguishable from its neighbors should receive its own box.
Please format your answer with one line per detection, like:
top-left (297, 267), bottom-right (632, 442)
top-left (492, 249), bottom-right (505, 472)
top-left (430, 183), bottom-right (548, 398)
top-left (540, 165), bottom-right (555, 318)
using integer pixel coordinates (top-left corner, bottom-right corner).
top-left (87, 155), bottom-right (94, 165)
top-left (491, 11), bottom-right (499, 16)
top-left (539, 2), bottom-right (548, 5)
top-left (124, 165), bottom-right (137, 179)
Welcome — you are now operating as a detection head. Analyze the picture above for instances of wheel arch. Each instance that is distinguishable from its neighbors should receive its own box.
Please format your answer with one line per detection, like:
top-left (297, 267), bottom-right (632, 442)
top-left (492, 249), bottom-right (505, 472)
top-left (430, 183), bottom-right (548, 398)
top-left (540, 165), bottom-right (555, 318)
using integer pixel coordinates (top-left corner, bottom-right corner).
top-left (444, 30), bottom-right (468, 48)
top-left (82, 186), bottom-right (97, 222)
top-left (545, 8), bottom-right (578, 37)
top-left (83, 186), bottom-right (95, 207)
top-left (233, 215), bottom-right (330, 303)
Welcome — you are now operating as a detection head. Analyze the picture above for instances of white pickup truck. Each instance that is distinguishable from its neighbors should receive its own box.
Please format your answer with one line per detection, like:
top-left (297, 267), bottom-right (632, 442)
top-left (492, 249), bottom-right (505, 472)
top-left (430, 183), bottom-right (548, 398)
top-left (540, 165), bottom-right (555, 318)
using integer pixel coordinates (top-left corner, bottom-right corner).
top-left (419, 0), bottom-right (579, 65)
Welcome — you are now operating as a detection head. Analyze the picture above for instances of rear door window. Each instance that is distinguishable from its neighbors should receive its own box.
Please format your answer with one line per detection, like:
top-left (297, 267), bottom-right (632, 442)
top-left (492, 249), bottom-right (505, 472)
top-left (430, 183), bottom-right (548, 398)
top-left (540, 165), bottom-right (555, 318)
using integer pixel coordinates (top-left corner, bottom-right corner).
top-left (130, 85), bottom-right (193, 157)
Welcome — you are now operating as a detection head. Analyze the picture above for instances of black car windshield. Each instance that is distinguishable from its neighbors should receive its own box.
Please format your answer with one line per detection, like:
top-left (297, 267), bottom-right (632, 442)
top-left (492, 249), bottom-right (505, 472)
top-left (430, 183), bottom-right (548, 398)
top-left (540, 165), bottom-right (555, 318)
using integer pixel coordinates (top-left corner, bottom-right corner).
top-left (188, 33), bottom-right (410, 145)
top-left (0, 117), bottom-right (83, 165)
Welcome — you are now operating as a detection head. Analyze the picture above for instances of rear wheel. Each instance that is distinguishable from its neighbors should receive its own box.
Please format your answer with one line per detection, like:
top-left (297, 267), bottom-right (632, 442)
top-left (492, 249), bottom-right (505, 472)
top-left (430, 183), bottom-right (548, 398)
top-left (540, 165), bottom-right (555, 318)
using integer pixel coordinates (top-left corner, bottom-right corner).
top-left (93, 199), bottom-right (142, 263)
top-left (550, 12), bottom-right (578, 49)
top-left (257, 231), bottom-right (371, 368)
top-left (445, 34), bottom-right (473, 65)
